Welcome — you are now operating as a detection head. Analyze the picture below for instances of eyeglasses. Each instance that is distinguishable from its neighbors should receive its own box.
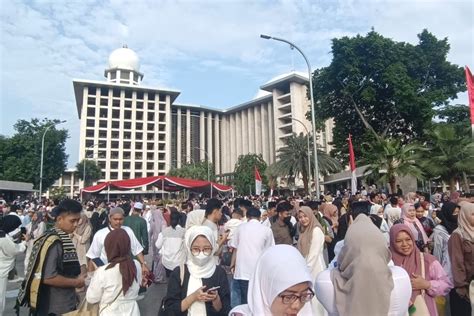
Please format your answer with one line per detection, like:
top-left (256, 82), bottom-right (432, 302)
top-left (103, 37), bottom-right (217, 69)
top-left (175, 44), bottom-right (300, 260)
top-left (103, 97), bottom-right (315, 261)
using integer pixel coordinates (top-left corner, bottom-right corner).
top-left (191, 247), bottom-right (212, 256)
top-left (278, 288), bottom-right (314, 305)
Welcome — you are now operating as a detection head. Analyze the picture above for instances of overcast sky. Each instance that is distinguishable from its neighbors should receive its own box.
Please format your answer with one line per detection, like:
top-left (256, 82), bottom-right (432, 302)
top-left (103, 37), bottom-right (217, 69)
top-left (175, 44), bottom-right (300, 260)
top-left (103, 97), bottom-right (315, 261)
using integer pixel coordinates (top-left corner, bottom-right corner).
top-left (1, 0), bottom-right (473, 168)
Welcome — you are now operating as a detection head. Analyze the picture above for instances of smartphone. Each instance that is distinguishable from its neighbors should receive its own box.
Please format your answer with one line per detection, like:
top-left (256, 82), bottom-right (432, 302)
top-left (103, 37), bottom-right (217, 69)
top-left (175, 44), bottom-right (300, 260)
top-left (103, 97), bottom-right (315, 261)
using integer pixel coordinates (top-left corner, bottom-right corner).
top-left (207, 286), bottom-right (220, 292)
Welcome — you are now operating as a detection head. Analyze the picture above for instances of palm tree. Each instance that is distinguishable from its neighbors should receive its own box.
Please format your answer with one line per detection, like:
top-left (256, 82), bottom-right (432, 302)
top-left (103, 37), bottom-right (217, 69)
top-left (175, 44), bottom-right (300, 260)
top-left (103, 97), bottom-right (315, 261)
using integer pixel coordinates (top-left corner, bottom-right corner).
top-left (421, 124), bottom-right (474, 191)
top-left (269, 133), bottom-right (342, 194)
top-left (361, 138), bottom-right (425, 194)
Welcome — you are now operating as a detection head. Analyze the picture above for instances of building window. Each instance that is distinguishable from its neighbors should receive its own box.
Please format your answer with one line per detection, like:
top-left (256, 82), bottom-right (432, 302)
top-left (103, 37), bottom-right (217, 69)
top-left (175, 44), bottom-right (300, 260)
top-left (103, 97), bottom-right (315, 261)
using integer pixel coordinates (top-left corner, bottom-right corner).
top-left (158, 124), bottom-right (165, 132)
top-left (124, 121), bottom-right (131, 130)
top-left (158, 144), bottom-right (165, 151)
top-left (86, 119), bottom-right (95, 127)
top-left (112, 99), bottom-right (120, 107)
top-left (135, 172), bottom-right (142, 178)
top-left (98, 131), bottom-right (107, 138)
top-left (137, 91), bottom-right (144, 99)
top-left (147, 153), bottom-right (154, 160)
top-left (112, 121), bottom-right (119, 129)
top-left (111, 161), bottom-right (118, 169)
top-left (135, 162), bottom-right (143, 169)
top-left (158, 163), bottom-right (165, 170)
top-left (136, 112), bottom-right (143, 121)
top-left (111, 141), bottom-right (119, 149)
top-left (125, 90), bottom-right (133, 99)
top-left (159, 113), bottom-right (165, 121)
top-left (124, 101), bottom-right (132, 109)
top-left (124, 142), bottom-right (131, 149)
top-left (111, 131), bottom-right (119, 139)
top-left (159, 94), bottom-right (166, 102)
top-left (147, 143), bottom-right (154, 150)
top-left (111, 72), bottom-right (117, 80)
top-left (123, 132), bottom-right (131, 140)
top-left (147, 92), bottom-right (155, 101)
top-left (136, 132), bottom-right (143, 140)
top-left (124, 111), bottom-right (132, 120)
top-left (147, 123), bottom-right (154, 130)
top-left (158, 134), bottom-right (165, 141)
top-left (99, 108), bottom-right (107, 118)
top-left (99, 120), bottom-right (107, 128)
top-left (123, 172), bottom-right (130, 179)
top-left (101, 172), bottom-right (106, 179)
top-left (135, 142), bottom-right (143, 150)
top-left (147, 112), bottom-right (154, 121)
top-left (87, 107), bottom-right (95, 117)
top-left (100, 98), bottom-right (108, 106)
top-left (100, 87), bottom-right (108, 96)
top-left (147, 162), bottom-right (154, 170)
top-left (148, 103), bottom-right (154, 111)
top-left (98, 151), bottom-right (106, 159)
top-left (159, 104), bottom-right (166, 111)
top-left (123, 152), bottom-right (131, 160)
top-left (112, 109), bottom-right (120, 119)
top-left (87, 97), bottom-right (96, 105)
top-left (147, 133), bottom-right (154, 141)
top-left (86, 129), bottom-right (94, 137)
top-left (123, 161), bottom-right (130, 169)
top-left (113, 88), bottom-right (120, 98)
top-left (135, 152), bottom-right (143, 160)
top-left (86, 140), bottom-right (94, 147)
top-left (158, 153), bottom-right (165, 160)
top-left (136, 122), bottom-right (143, 130)
top-left (111, 151), bottom-right (119, 159)
top-left (88, 87), bottom-right (97, 96)
top-left (111, 172), bottom-right (118, 179)
top-left (98, 161), bottom-right (106, 169)
top-left (136, 101), bottom-right (143, 109)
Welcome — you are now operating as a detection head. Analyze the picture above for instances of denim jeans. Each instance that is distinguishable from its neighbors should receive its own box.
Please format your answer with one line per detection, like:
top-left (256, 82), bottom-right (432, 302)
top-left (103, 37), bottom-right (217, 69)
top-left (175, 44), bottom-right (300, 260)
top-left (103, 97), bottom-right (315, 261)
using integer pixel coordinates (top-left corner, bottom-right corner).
top-left (230, 278), bottom-right (242, 308)
top-left (235, 279), bottom-right (249, 305)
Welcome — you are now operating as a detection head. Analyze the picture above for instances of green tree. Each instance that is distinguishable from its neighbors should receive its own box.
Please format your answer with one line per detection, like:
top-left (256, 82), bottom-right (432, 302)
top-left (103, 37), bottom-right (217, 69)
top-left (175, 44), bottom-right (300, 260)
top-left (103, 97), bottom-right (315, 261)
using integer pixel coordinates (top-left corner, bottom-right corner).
top-left (76, 159), bottom-right (102, 187)
top-left (435, 104), bottom-right (470, 134)
top-left (49, 186), bottom-right (69, 200)
top-left (312, 29), bottom-right (465, 163)
top-left (361, 138), bottom-right (425, 193)
top-left (0, 119), bottom-right (68, 190)
top-left (168, 160), bottom-right (215, 181)
top-left (233, 154), bottom-right (267, 195)
top-left (421, 124), bottom-right (474, 191)
top-left (268, 133), bottom-right (342, 194)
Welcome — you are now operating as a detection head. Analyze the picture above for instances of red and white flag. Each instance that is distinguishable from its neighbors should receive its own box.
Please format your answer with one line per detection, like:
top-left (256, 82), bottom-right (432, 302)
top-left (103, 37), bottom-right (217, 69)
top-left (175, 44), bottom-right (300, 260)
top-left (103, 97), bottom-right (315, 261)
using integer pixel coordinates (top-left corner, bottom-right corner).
top-left (465, 66), bottom-right (474, 137)
top-left (255, 166), bottom-right (262, 196)
top-left (348, 134), bottom-right (357, 195)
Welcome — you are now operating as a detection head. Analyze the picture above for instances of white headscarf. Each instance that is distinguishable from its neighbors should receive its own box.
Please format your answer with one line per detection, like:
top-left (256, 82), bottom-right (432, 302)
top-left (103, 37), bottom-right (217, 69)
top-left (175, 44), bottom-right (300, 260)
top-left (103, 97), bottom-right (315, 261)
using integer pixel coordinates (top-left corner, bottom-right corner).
top-left (184, 225), bottom-right (217, 316)
top-left (231, 245), bottom-right (313, 316)
top-left (185, 209), bottom-right (206, 230)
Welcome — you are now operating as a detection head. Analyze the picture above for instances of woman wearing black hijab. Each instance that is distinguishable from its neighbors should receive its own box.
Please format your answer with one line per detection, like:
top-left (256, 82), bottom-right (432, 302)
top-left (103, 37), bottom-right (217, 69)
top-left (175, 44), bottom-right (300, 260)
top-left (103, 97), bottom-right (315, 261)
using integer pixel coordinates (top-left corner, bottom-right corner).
top-left (432, 202), bottom-right (459, 276)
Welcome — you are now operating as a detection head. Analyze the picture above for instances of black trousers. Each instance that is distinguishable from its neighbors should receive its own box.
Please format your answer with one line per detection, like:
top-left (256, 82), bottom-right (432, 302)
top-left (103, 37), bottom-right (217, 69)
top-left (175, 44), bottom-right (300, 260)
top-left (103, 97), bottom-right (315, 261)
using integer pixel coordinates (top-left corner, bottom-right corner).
top-left (449, 288), bottom-right (471, 316)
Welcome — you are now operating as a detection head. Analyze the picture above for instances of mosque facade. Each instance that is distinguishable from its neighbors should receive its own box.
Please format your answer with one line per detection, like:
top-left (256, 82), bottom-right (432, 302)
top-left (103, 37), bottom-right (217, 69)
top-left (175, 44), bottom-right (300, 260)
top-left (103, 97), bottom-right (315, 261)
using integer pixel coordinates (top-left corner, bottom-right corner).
top-left (72, 46), bottom-right (334, 188)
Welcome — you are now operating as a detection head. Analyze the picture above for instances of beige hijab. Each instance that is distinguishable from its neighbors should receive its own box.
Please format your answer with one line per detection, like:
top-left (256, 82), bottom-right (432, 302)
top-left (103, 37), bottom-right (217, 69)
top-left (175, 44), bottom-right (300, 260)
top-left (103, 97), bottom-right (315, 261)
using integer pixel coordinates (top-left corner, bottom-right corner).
top-left (331, 214), bottom-right (394, 316)
top-left (297, 206), bottom-right (323, 257)
top-left (454, 201), bottom-right (474, 242)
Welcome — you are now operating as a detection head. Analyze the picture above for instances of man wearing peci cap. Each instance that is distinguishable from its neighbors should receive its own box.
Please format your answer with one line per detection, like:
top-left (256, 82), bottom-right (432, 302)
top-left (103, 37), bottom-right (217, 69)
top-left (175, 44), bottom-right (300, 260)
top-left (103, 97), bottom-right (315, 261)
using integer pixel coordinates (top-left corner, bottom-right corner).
top-left (123, 202), bottom-right (149, 255)
top-left (86, 207), bottom-right (149, 273)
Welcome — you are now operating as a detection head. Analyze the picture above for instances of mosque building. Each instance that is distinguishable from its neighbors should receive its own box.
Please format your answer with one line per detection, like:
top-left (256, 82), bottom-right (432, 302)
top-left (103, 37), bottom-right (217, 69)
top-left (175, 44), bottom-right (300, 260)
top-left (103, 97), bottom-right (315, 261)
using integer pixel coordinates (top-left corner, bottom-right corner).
top-left (72, 46), bottom-right (334, 191)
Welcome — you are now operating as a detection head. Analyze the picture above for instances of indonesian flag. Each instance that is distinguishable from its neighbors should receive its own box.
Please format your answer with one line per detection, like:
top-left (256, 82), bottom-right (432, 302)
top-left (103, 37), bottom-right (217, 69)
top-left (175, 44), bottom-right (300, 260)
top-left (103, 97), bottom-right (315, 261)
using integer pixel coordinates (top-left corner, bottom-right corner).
top-left (465, 66), bottom-right (474, 128)
top-left (348, 134), bottom-right (357, 195)
top-left (255, 166), bottom-right (262, 196)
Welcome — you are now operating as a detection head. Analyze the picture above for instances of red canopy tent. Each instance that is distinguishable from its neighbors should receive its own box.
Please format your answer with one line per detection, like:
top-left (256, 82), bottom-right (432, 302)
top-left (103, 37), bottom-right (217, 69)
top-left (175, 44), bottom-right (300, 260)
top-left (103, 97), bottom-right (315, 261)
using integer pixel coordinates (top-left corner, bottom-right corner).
top-left (82, 175), bottom-right (232, 195)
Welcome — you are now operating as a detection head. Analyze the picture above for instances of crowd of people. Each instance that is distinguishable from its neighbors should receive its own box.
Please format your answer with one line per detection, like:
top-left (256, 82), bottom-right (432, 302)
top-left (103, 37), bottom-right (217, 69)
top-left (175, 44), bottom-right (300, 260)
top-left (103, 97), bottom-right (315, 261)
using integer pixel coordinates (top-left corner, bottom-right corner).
top-left (0, 188), bottom-right (473, 316)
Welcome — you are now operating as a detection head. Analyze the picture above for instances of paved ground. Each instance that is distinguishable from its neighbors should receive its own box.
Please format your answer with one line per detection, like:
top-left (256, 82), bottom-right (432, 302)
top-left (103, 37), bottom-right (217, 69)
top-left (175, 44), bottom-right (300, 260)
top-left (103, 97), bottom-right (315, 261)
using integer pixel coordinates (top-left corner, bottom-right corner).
top-left (4, 252), bottom-right (167, 316)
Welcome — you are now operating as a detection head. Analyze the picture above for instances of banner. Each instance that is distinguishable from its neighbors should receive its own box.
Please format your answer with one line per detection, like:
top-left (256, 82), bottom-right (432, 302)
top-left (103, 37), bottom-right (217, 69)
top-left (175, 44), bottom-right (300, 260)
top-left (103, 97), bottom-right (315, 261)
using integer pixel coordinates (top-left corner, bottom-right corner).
top-left (465, 66), bottom-right (474, 136)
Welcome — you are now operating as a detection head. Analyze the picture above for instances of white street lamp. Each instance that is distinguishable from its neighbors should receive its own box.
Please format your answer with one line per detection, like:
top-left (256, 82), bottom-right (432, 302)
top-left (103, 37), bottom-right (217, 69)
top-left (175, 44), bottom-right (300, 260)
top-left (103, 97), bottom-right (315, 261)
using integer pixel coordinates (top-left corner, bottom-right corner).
top-left (39, 120), bottom-right (66, 198)
top-left (260, 34), bottom-right (321, 198)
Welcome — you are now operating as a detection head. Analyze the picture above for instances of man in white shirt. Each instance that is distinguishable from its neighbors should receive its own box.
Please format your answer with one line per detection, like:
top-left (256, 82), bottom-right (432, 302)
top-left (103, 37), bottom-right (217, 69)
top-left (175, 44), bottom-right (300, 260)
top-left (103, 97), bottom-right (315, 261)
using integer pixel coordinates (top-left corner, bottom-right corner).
top-left (384, 196), bottom-right (402, 228)
top-left (86, 207), bottom-right (149, 274)
top-left (229, 207), bottom-right (275, 305)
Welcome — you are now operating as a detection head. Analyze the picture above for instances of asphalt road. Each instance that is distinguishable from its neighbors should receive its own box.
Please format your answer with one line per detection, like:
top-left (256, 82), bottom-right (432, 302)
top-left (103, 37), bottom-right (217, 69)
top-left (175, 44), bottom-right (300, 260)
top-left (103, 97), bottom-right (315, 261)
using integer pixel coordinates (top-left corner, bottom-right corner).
top-left (4, 252), bottom-right (167, 316)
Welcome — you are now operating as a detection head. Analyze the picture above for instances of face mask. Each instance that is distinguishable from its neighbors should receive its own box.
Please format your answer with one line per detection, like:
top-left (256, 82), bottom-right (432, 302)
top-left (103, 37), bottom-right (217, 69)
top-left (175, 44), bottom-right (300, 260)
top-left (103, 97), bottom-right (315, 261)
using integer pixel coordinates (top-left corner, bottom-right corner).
top-left (193, 252), bottom-right (212, 265)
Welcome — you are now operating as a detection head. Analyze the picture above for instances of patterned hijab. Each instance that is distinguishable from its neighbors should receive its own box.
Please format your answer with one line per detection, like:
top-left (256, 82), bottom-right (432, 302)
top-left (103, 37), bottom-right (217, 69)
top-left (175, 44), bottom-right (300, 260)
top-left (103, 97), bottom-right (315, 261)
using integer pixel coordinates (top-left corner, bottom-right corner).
top-left (401, 203), bottom-right (429, 244)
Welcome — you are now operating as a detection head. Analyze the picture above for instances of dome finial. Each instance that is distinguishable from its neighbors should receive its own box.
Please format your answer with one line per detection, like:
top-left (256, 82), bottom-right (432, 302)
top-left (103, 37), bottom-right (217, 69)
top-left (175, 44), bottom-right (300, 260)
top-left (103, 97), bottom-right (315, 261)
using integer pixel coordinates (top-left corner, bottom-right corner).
top-left (123, 43), bottom-right (128, 48)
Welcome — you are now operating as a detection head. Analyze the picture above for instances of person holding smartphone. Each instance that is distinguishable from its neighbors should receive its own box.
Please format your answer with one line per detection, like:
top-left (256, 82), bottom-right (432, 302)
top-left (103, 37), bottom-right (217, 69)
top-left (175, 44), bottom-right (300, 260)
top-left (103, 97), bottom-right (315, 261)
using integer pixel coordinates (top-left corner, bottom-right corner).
top-left (163, 225), bottom-right (230, 315)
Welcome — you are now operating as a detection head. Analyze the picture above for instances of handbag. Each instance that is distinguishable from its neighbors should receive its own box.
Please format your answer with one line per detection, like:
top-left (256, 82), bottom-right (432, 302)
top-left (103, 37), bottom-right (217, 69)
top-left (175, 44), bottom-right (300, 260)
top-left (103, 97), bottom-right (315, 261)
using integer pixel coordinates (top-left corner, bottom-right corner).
top-left (64, 289), bottom-right (122, 316)
top-left (410, 253), bottom-right (430, 316)
top-left (158, 264), bottom-right (185, 316)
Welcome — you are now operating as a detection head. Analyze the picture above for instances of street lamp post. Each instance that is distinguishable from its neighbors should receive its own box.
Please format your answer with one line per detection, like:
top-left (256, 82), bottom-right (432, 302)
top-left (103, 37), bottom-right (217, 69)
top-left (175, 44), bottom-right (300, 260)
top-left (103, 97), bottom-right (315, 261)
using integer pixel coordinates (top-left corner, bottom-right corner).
top-left (291, 118), bottom-right (312, 194)
top-left (194, 147), bottom-right (212, 197)
top-left (39, 120), bottom-right (66, 199)
top-left (260, 34), bottom-right (321, 198)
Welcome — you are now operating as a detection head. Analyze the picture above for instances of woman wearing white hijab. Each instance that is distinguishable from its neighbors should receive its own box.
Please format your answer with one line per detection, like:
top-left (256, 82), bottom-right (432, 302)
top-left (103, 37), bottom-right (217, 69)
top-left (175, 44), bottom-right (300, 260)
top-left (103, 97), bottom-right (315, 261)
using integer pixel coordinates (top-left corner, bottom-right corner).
top-left (230, 244), bottom-right (315, 316)
top-left (163, 225), bottom-right (230, 315)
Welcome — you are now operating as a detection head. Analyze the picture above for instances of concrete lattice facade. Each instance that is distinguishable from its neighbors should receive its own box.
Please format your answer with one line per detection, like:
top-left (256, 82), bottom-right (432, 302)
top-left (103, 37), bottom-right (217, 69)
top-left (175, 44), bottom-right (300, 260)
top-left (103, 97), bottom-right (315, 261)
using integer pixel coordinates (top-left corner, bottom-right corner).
top-left (72, 47), bottom-right (333, 188)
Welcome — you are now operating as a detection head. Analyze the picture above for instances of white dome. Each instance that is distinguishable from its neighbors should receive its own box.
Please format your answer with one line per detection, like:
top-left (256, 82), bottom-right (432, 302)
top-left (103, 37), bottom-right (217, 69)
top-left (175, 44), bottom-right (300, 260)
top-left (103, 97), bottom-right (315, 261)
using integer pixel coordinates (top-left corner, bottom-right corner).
top-left (108, 46), bottom-right (140, 72)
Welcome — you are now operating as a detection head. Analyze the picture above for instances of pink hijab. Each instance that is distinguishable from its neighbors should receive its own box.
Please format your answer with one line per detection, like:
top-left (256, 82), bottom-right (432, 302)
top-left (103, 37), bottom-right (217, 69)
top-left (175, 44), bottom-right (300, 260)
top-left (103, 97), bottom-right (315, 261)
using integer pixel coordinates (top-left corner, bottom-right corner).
top-left (401, 203), bottom-right (429, 245)
top-left (389, 224), bottom-right (436, 304)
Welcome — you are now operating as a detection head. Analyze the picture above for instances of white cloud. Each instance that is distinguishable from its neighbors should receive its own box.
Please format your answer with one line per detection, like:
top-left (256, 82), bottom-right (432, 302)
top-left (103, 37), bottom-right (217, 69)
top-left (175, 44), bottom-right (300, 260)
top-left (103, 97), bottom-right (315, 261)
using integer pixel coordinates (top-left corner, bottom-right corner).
top-left (1, 0), bottom-right (472, 167)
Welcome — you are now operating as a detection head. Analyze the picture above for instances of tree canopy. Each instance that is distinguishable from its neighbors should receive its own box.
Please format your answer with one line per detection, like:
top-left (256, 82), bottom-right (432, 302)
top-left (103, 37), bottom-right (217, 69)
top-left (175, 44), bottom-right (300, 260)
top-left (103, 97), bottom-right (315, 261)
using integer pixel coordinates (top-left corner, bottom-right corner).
top-left (76, 159), bottom-right (102, 187)
top-left (0, 119), bottom-right (68, 189)
top-left (168, 160), bottom-right (215, 181)
top-left (233, 154), bottom-right (267, 195)
top-left (312, 29), bottom-right (465, 163)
